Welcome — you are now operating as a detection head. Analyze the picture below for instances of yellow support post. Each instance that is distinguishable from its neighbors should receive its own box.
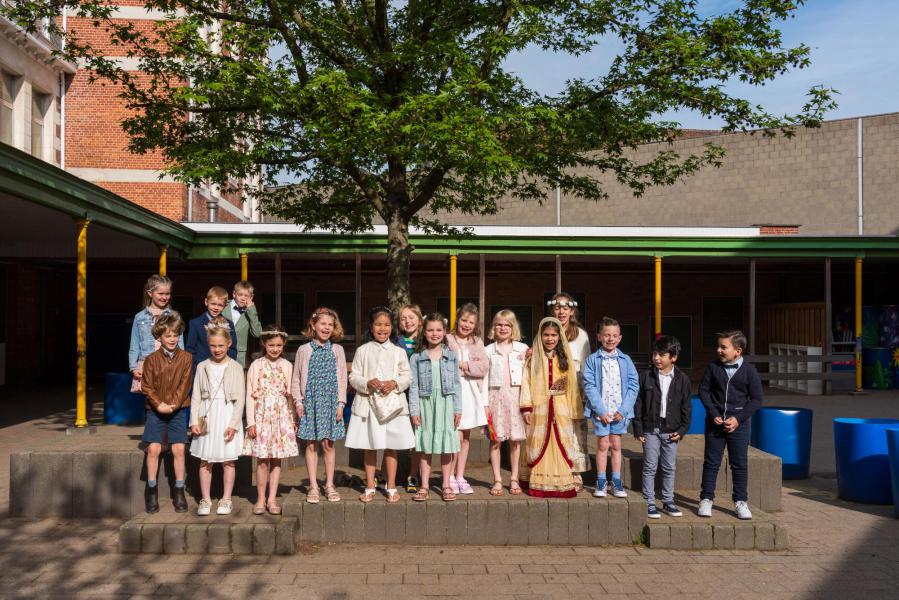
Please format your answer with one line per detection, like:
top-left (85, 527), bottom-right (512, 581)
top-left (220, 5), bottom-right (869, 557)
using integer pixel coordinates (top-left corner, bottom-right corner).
top-left (855, 257), bottom-right (863, 392)
top-left (240, 253), bottom-right (248, 281)
top-left (654, 256), bottom-right (662, 339)
top-left (158, 245), bottom-right (168, 276)
top-left (75, 218), bottom-right (89, 428)
top-left (449, 254), bottom-right (458, 329)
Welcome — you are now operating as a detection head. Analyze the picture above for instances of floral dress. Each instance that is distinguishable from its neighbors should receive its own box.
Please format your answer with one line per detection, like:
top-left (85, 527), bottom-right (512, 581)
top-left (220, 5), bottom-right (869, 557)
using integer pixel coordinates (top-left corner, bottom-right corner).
top-left (299, 341), bottom-right (346, 442)
top-left (243, 359), bottom-right (299, 459)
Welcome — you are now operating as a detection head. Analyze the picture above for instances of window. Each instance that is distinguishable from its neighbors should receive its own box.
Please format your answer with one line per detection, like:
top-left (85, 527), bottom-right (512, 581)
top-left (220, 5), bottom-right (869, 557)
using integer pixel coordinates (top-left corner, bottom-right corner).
top-left (1, 72), bottom-right (15, 145)
top-left (649, 316), bottom-right (693, 368)
top-left (702, 297), bottom-right (743, 347)
top-left (259, 293), bottom-right (305, 336)
top-left (315, 291), bottom-right (356, 338)
top-left (31, 92), bottom-right (48, 158)
top-left (489, 305), bottom-right (534, 346)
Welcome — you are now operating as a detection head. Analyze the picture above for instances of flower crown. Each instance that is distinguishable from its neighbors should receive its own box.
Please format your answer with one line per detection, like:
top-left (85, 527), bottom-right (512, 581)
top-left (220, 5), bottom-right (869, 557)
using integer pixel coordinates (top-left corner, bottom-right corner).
top-left (546, 298), bottom-right (578, 308)
top-left (261, 328), bottom-right (288, 337)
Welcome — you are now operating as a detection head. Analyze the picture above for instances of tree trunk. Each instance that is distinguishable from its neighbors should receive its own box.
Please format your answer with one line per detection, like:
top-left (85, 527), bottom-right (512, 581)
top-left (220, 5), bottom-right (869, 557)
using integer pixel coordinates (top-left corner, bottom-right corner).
top-left (385, 213), bottom-right (412, 311)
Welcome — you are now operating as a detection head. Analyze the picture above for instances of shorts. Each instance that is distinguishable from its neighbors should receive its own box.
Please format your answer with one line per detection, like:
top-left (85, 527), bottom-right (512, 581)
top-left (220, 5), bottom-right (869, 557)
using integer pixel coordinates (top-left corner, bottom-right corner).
top-left (142, 407), bottom-right (189, 445)
top-left (592, 417), bottom-right (630, 437)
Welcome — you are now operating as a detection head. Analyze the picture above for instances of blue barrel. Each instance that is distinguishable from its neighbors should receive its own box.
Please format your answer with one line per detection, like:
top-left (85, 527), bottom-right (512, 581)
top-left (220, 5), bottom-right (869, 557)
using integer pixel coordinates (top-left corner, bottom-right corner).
top-left (833, 418), bottom-right (899, 504)
top-left (751, 407), bottom-right (813, 479)
top-left (104, 372), bottom-right (147, 425)
top-left (686, 395), bottom-right (706, 435)
top-left (887, 428), bottom-right (899, 517)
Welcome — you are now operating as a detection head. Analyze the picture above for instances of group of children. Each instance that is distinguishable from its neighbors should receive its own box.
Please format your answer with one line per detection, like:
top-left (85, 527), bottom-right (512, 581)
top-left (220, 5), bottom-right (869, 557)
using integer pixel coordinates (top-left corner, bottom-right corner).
top-left (130, 277), bottom-right (763, 522)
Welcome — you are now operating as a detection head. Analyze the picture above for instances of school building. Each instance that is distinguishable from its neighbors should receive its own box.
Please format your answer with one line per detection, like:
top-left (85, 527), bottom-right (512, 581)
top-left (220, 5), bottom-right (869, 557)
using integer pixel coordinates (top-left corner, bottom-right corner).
top-left (2, 6), bottom-right (899, 422)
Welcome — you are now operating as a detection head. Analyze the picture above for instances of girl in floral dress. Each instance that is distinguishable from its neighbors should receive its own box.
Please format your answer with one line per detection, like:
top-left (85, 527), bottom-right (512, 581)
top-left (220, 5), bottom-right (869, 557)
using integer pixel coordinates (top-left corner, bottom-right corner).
top-left (244, 325), bottom-right (298, 515)
top-left (292, 308), bottom-right (348, 504)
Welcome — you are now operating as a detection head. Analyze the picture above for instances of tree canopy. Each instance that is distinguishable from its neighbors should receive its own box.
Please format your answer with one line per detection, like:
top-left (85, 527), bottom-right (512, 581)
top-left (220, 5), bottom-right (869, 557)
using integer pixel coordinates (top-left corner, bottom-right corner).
top-left (5, 0), bottom-right (834, 307)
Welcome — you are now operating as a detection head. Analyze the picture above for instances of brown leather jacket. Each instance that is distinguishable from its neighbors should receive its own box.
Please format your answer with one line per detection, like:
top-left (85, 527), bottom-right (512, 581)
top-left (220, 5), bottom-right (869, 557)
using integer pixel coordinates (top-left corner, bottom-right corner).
top-left (140, 347), bottom-right (193, 411)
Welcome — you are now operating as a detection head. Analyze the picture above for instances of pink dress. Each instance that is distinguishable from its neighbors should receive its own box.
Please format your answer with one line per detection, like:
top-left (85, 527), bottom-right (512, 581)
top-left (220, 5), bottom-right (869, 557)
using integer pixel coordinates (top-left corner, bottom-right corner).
top-left (243, 358), bottom-right (299, 459)
top-left (488, 344), bottom-right (527, 441)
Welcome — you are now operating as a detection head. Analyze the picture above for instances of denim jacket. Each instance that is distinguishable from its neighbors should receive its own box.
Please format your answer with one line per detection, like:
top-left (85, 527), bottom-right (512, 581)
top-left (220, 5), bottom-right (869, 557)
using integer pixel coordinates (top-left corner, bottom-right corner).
top-left (582, 349), bottom-right (640, 420)
top-left (128, 307), bottom-right (184, 371)
top-left (408, 346), bottom-right (462, 417)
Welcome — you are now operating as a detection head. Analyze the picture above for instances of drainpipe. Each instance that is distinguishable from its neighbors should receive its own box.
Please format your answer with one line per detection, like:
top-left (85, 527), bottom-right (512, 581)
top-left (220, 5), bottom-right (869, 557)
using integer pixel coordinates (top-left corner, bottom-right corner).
top-left (207, 198), bottom-right (218, 222)
top-left (857, 118), bottom-right (864, 235)
top-left (59, 6), bottom-right (67, 169)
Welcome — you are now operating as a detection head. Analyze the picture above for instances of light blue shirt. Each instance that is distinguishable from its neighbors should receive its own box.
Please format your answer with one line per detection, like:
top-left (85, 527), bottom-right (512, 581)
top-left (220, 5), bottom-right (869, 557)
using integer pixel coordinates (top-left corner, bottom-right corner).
top-left (723, 356), bottom-right (744, 379)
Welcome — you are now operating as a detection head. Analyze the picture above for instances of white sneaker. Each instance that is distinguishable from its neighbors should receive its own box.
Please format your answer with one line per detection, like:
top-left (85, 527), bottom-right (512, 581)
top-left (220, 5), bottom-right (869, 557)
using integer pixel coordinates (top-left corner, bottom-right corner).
top-left (734, 500), bottom-right (753, 520)
top-left (698, 498), bottom-right (713, 517)
top-left (197, 498), bottom-right (212, 516)
top-left (593, 483), bottom-right (608, 498)
top-left (216, 498), bottom-right (233, 515)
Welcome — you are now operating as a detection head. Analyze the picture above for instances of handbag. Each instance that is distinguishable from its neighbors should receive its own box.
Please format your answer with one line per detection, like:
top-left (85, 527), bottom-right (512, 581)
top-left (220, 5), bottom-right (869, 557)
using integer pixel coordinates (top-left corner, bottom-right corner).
top-left (195, 365), bottom-right (224, 436)
top-left (369, 390), bottom-right (405, 424)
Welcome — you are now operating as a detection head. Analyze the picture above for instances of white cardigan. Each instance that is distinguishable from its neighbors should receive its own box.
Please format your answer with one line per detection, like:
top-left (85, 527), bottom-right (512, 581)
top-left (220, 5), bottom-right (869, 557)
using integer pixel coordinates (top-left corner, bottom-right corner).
top-left (348, 341), bottom-right (412, 418)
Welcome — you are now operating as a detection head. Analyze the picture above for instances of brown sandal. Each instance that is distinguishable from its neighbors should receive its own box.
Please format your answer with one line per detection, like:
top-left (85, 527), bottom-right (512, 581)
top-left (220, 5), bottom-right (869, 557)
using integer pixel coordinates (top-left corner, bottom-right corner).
top-left (267, 501), bottom-right (282, 515)
top-left (413, 488), bottom-right (430, 502)
top-left (490, 481), bottom-right (504, 496)
top-left (509, 480), bottom-right (523, 495)
top-left (442, 487), bottom-right (457, 502)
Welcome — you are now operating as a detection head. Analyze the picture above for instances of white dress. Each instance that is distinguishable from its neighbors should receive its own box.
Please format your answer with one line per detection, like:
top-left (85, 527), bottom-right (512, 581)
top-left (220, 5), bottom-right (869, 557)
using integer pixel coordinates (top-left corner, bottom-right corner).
top-left (457, 345), bottom-right (488, 430)
top-left (190, 362), bottom-right (245, 462)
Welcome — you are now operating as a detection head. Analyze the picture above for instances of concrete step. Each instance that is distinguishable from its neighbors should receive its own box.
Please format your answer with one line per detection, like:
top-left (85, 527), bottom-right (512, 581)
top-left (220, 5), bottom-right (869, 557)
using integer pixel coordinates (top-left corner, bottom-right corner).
top-left (118, 497), bottom-right (299, 555)
top-left (642, 494), bottom-right (788, 550)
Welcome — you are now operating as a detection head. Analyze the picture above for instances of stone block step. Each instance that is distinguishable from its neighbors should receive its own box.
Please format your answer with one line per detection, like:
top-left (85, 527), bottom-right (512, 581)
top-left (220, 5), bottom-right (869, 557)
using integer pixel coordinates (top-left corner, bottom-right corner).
top-left (118, 498), bottom-right (299, 554)
top-left (643, 494), bottom-right (788, 550)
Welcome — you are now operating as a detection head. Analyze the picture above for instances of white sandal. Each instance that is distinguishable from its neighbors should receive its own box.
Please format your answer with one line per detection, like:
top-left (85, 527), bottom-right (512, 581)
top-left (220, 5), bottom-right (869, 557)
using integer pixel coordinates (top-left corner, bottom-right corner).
top-left (359, 488), bottom-right (377, 503)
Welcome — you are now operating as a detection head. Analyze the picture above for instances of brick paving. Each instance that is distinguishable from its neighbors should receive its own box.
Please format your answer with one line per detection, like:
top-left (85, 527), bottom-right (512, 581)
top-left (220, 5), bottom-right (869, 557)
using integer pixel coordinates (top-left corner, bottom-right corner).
top-left (1, 387), bottom-right (899, 598)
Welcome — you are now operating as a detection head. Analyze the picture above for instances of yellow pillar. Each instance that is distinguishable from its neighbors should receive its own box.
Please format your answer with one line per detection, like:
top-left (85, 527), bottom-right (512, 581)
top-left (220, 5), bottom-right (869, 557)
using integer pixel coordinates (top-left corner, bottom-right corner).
top-left (240, 253), bottom-right (248, 281)
top-left (158, 245), bottom-right (168, 276)
top-left (449, 254), bottom-right (458, 329)
top-left (855, 257), bottom-right (863, 391)
top-left (75, 218), bottom-right (89, 428)
top-left (654, 256), bottom-right (662, 339)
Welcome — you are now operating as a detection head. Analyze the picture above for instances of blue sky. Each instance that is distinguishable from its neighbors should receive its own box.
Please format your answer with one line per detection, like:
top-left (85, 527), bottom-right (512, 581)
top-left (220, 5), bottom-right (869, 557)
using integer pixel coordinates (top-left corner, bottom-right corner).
top-left (503, 0), bottom-right (899, 128)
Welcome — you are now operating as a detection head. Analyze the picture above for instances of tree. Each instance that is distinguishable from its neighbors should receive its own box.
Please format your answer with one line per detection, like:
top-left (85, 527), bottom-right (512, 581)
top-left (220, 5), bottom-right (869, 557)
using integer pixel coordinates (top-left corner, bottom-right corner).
top-left (6, 1), bottom-right (834, 308)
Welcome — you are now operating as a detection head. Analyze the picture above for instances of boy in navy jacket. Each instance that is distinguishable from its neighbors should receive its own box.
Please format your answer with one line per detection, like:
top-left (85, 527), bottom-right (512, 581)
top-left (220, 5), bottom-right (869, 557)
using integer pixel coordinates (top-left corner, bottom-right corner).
top-left (186, 286), bottom-right (238, 369)
top-left (698, 330), bottom-right (763, 520)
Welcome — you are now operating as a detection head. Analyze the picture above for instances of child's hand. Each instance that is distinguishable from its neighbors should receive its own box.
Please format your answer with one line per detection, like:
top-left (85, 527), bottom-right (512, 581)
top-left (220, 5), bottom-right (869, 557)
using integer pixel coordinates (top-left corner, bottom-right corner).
top-left (412, 416), bottom-right (421, 427)
top-left (132, 369), bottom-right (142, 380)
top-left (713, 416), bottom-right (724, 426)
top-left (191, 425), bottom-right (203, 436)
top-left (246, 425), bottom-right (257, 439)
top-left (613, 411), bottom-right (623, 423)
top-left (296, 404), bottom-right (304, 419)
top-left (156, 403), bottom-right (174, 415)
top-left (380, 380), bottom-right (397, 394)
top-left (723, 417), bottom-right (738, 432)
top-left (336, 406), bottom-right (344, 423)
top-left (523, 412), bottom-right (532, 426)
top-left (669, 432), bottom-right (681, 442)
top-left (454, 413), bottom-right (462, 428)
top-left (525, 347), bottom-right (533, 360)
top-left (224, 427), bottom-right (236, 442)
top-left (367, 378), bottom-right (383, 393)
top-left (599, 414), bottom-right (611, 425)
top-left (638, 436), bottom-right (645, 443)
top-left (459, 361), bottom-right (469, 373)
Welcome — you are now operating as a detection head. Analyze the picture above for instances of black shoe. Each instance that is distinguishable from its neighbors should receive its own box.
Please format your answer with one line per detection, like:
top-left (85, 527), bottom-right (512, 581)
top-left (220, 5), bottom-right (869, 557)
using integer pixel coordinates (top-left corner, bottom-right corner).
top-left (172, 486), bottom-right (188, 513)
top-left (145, 485), bottom-right (159, 514)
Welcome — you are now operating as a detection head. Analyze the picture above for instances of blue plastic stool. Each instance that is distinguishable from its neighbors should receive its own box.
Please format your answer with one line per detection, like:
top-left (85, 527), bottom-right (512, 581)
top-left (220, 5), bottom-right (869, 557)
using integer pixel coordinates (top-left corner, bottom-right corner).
top-left (886, 428), bottom-right (899, 517)
top-left (833, 418), bottom-right (899, 504)
top-left (751, 407), bottom-right (813, 479)
top-left (104, 372), bottom-right (147, 425)
top-left (686, 395), bottom-right (706, 435)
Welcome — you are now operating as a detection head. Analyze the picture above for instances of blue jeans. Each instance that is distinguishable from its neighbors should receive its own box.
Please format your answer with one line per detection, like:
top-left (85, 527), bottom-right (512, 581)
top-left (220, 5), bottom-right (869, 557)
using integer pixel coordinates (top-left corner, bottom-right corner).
top-left (642, 430), bottom-right (678, 505)
top-left (701, 418), bottom-right (750, 502)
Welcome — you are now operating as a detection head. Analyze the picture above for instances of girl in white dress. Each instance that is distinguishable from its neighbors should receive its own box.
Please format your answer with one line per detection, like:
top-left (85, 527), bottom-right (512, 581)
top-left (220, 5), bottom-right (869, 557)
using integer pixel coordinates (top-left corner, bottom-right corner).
top-left (189, 317), bottom-right (246, 516)
top-left (445, 303), bottom-right (488, 495)
top-left (346, 306), bottom-right (415, 503)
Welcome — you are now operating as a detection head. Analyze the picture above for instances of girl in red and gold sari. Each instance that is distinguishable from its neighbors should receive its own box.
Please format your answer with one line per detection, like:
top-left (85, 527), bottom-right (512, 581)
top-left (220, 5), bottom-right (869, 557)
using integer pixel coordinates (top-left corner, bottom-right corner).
top-left (519, 317), bottom-right (585, 498)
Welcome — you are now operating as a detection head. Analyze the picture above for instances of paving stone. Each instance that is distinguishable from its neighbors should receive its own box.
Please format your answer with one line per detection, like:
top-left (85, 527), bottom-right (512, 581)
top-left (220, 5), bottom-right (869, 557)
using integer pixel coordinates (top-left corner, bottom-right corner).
top-left (73, 452), bottom-right (106, 518)
top-left (668, 523), bottom-right (692, 550)
top-left (647, 525), bottom-right (669, 549)
top-left (130, 451), bottom-right (149, 517)
top-left (405, 500), bottom-right (426, 544)
top-left (734, 523), bottom-right (755, 550)
top-left (141, 523), bottom-right (164, 554)
top-left (567, 498), bottom-right (589, 545)
top-left (107, 452), bottom-right (135, 518)
top-left (748, 448), bottom-right (764, 510)
top-left (231, 523), bottom-right (254, 554)
top-left (364, 502), bottom-right (387, 543)
top-left (344, 499), bottom-right (365, 543)
top-left (118, 520), bottom-right (142, 554)
top-left (385, 502), bottom-right (408, 544)
top-left (527, 499), bottom-right (548, 545)
top-left (587, 499), bottom-right (609, 546)
top-left (547, 501), bottom-right (568, 545)
top-left (425, 501), bottom-right (447, 545)
top-left (713, 524), bottom-right (735, 549)
top-left (163, 524), bottom-right (185, 554)
top-left (765, 457), bottom-right (783, 511)
top-left (607, 500), bottom-right (629, 544)
top-left (507, 501), bottom-right (529, 545)
top-left (755, 522), bottom-right (775, 550)
top-left (8, 452), bottom-right (31, 518)
top-left (253, 523), bottom-right (276, 555)
top-left (208, 524), bottom-right (231, 554)
top-left (466, 500), bottom-right (488, 545)
top-left (321, 500), bottom-right (345, 543)
top-left (31, 452), bottom-right (72, 517)
top-left (184, 524), bottom-right (208, 553)
top-left (692, 523), bottom-right (713, 549)
top-left (486, 501), bottom-right (509, 545)
top-left (774, 523), bottom-right (789, 550)
top-left (276, 518), bottom-right (298, 555)
top-left (302, 501), bottom-right (323, 542)
top-left (445, 500), bottom-right (467, 545)
top-left (626, 495), bottom-right (646, 542)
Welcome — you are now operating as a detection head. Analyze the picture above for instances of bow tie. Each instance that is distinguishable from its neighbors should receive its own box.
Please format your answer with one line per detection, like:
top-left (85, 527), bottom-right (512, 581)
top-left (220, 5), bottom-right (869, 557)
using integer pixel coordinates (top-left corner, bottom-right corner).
top-left (234, 306), bottom-right (246, 314)
top-left (602, 353), bottom-right (618, 361)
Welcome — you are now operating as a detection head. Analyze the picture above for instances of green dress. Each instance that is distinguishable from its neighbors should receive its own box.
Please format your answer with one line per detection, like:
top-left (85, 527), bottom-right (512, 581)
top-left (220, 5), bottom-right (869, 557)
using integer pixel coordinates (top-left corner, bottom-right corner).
top-left (415, 358), bottom-right (461, 454)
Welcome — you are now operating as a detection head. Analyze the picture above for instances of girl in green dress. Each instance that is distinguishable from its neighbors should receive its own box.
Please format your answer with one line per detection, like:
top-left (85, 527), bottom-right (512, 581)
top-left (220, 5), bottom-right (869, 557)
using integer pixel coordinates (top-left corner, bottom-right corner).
top-left (408, 313), bottom-right (462, 502)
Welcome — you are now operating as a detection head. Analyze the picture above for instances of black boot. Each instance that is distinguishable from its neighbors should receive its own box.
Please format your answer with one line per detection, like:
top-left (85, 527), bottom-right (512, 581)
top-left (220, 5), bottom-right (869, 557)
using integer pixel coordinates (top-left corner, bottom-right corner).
top-left (172, 486), bottom-right (188, 513)
top-left (145, 484), bottom-right (159, 514)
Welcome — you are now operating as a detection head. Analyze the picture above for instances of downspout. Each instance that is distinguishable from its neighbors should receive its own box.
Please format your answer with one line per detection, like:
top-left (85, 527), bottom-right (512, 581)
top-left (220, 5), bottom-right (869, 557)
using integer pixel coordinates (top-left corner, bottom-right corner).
top-left (857, 117), bottom-right (864, 235)
top-left (59, 6), bottom-right (67, 169)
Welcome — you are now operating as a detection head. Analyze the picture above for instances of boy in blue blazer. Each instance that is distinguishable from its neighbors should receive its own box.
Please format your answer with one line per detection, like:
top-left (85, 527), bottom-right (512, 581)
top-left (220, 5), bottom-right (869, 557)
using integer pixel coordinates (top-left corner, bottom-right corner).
top-left (186, 286), bottom-right (237, 369)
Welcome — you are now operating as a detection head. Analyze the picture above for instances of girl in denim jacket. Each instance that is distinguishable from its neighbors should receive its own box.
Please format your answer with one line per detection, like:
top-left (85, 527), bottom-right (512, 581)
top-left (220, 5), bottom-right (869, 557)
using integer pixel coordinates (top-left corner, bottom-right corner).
top-left (129, 275), bottom-right (183, 389)
top-left (408, 313), bottom-right (462, 502)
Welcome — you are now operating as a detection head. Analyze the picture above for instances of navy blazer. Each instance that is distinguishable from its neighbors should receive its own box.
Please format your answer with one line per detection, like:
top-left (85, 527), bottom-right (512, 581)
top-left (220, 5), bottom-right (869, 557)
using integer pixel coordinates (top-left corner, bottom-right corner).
top-left (698, 359), bottom-right (763, 424)
top-left (186, 313), bottom-right (238, 369)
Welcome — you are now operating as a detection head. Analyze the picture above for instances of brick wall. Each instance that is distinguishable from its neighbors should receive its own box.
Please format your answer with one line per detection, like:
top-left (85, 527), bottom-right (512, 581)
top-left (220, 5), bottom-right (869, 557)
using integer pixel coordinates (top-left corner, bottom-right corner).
top-left (96, 182), bottom-right (187, 221)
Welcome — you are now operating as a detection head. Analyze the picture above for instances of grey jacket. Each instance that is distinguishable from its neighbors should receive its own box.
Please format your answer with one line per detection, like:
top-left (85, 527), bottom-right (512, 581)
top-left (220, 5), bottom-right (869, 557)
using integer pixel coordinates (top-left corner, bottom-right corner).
top-left (408, 346), bottom-right (462, 417)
